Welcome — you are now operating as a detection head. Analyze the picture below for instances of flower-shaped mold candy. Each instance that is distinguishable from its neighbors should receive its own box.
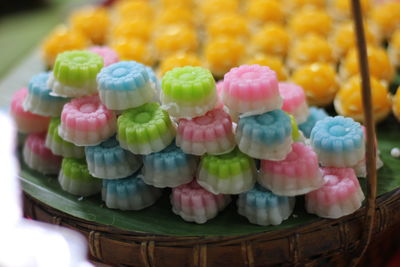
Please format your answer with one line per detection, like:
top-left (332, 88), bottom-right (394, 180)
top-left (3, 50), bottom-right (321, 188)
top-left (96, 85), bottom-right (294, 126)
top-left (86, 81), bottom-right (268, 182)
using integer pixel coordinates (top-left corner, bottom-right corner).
top-left (45, 117), bottom-right (84, 158)
top-left (48, 50), bottom-right (103, 97)
top-left (88, 46), bottom-right (119, 67)
top-left (223, 65), bottom-right (282, 116)
top-left (177, 109), bottom-right (236, 156)
top-left (117, 102), bottom-right (176, 155)
top-left (237, 184), bottom-right (295, 226)
top-left (161, 66), bottom-right (217, 119)
top-left (85, 136), bottom-right (142, 179)
top-left (59, 158), bottom-right (102, 197)
top-left (287, 8), bottom-right (332, 38)
top-left (10, 88), bottom-right (50, 133)
top-left (59, 95), bottom-right (117, 146)
top-left (23, 132), bottom-right (62, 175)
top-left (102, 172), bottom-right (162, 210)
top-left (299, 107), bottom-right (329, 138)
top-left (259, 142), bottom-right (323, 196)
top-left (251, 24), bottom-right (290, 58)
top-left (236, 110), bottom-right (292, 160)
top-left (310, 116), bottom-right (365, 167)
top-left (245, 54), bottom-right (288, 81)
top-left (97, 61), bottom-right (156, 110)
top-left (143, 143), bottom-right (198, 188)
top-left (305, 167), bottom-right (365, 219)
top-left (207, 13), bottom-right (248, 40)
top-left (171, 180), bottom-right (231, 224)
top-left (23, 72), bottom-right (69, 117)
top-left (198, 148), bottom-right (256, 194)
top-left (279, 82), bottom-right (309, 124)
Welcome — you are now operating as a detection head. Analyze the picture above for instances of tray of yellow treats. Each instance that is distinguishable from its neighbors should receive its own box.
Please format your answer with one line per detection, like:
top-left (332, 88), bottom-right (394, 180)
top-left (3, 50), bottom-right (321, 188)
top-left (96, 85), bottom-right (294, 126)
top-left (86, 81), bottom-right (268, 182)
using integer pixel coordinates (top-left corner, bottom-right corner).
top-left (6, 0), bottom-right (400, 266)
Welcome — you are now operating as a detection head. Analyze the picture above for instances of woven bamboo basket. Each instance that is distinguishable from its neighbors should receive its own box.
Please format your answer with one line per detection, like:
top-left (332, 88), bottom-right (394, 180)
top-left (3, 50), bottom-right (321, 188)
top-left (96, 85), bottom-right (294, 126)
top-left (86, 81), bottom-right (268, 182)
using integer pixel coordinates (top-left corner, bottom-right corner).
top-left (20, 1), bottom-right (400, 266)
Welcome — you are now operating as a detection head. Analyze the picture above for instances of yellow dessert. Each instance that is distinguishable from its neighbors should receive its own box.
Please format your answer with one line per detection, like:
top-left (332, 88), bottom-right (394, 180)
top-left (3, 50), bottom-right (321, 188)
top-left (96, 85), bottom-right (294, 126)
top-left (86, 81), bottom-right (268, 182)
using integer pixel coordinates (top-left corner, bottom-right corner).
top-left (334, 76), bottom-right (392, 123)
top-left (288, 8), bottom-right (332, 38)
top-left (111, 18), bottom-right (153, 42)
top-left (111, 38), bottom-right (154, 66)
top-left (160, 0), bottom-right (193, 8)
top-left (340, 45), bottom-right (394, 83)
top-left (41, 25), bottom-right (89, 67)
top-left (206, 13), bottom-right (249, 39)
top-left (371, 2), bottom-right (400, 38)
top-left (251, 24), bottom-right (290, 57)
top-left (199, 0), bottom-right (239, 22)
top-left (159, 52), bottom-right (202, 76)
top-left (69, 6), bottom-right (110, 45)
top-left (284, 0), bottom-right (325, 10)
top-left (291, 63), bottom-right (338, 106)
top-left (204, 37), bottom-right (246, 77)
top-left (288, 35), bottom-right (335, 68)
top-left (154, 25), bottom-right (198, 58)
top-left (331, 0), bottom-right (371, 20)
top-left (389, 29), bottom-right (400, 67)
top-left (331, 21), bottom-right (378, 57)
top-left (392, 87), bottom-right (400, 121)
top-left (245, 54), bottom-right (288, 81)
top-left (114, 0), bottom-right (154, 20)
top-left (245, 0), bottom-right (284, 26)
top-left (155, 6), bottom-right (194, 27)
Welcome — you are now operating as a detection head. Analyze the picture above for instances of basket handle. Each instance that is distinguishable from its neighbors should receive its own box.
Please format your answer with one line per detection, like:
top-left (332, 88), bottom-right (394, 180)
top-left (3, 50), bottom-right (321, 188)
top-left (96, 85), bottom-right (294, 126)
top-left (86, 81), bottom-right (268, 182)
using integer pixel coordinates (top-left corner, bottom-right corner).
top-left (350, 0), bottom-right (378, 265)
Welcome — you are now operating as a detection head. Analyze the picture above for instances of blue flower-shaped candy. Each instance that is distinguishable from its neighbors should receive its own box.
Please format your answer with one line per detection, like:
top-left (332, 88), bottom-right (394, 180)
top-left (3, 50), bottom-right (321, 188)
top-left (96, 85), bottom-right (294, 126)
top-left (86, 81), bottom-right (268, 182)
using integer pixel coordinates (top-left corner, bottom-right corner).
top-left (299, 107), bottom-right (329, 138)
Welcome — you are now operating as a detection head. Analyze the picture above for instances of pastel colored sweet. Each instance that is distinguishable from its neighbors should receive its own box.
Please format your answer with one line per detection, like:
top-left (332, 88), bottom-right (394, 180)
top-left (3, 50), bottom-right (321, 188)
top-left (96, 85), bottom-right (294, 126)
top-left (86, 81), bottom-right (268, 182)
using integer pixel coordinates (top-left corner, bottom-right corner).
top-left (10, 88), bottom-right (51, 134)
top-left (117, 102), bottom-right (176, 155)
top-left (97, 61), bottom-right (156, 110)
top-left (59, 95), bottom-right (117, 146)
top-left (291, 63), bottom-right (339, 107)
top-left (85, 136), bottom-right (142, 179)
top-left (45, 117), bottom-right (85, 158)
top-left (171, 180), bottom-right (231, 224)
top-left (176, 109), bottom-right (236, 156)
top-left (48, 50), bottom-right (103, 97)
top-left (310, 116), bottom-right (365, 167)
top-left (223, 65), bottom-right (282, 116)
top-left (251, 24), bottom-right (290, 57)
top-left (198, 148), bottom-right (256, 194)
top-left (88, 46), bottom-right (119, 66)
top-left (259, 143), bottom-right (323, 196)
top-left (23, 132), bottom-right (62, 175)
top-left (161, 66), bottom-right (217, 119)
top-left (279, 82), bottom-right (309, 124)
top-left (299, 107), bottom-right (329, 138)
top-left (236, 110), bottom-right (292, 160)
top-left (143, 143), bottom-right (198, 188)
top-left (288, 8), bottom-right (332, 38)
top-left (289, 114), bottom-right (304, 142)
top-left (334, 76), bottom-right (391, 123)
top-left (59, 158), bottom-right (102, 197)
top-left (23, 72), bottom-right (69, 117)
top-left (145, 65), bottom-right (161, 100)
top-left (237, 184), bottom-right (295, 226)
top-left (245, 54), bottom-right (288, 81)
top-left (215, 81), bottom-right (225, 110)
top-left (102, 172), bottom-right (162, 210)
top-left (305, 167), bottom-right (365, 219)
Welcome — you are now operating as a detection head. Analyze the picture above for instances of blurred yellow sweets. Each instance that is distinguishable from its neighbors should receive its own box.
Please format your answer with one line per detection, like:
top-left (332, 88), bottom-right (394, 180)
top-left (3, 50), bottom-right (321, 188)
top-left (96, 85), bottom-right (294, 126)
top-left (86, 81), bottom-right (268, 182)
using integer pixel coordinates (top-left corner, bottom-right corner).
top-left (245, 0), bottom-right (284, 26)
top-left (251, 24), bottom-right (290, 58)
top-left (331, 21), bottom-right (378, 57)
top-left (288, 35), bottom-right (335, 69)
top-left (204, 37), bottom-right (245, 77)
top-left (291, 63), bottom-right (338, 107)
top-left (288, 8), bottom-right (332, 38)
top-left (340, 45), bottom-right (394, 83)
top-left (154, 25), bottom-right (198, 58)
top-left (388, 29), bottom-right (400, 67)
top-left (160, 0), bottom-right (193, 8)
top-left (155, 6), bottom-right (194, 27)
top-left (114, 0), bottom-right (153, 20)
top-left (371, 2), bottom-right (400, 38)
top-left (199, 0), bottom-right (239, 22)
top-left (111, 38), bottom-right (154, 66)
top-left (159, 53), bottom-right (202, 75)
top-left (245, 54), bottom-right (288, 81)
top-left (392, 87), bottom-right (400, 122)
top-left (284, 0), bottom-right (325, 10)
top-left (334, 76), bottom-right (391, 123)
top-left (41, 25), bottom-right (89, 66)
top-left (69, 6), bottom-right (110, 45)
top-left (206, 14), bottom-right (248, 39)
top-left (330, 0), bottom-right (371, 20)
top-left (111, 19), bottom-right (153, 42)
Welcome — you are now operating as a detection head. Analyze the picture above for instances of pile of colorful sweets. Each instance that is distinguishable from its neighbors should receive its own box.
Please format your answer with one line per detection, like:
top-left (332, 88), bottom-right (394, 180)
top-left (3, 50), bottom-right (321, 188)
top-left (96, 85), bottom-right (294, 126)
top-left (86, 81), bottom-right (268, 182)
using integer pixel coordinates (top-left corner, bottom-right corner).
top-left (10, 50), bottom-right (379, 224)
top-left (41, 0), bottom-right (400, 125)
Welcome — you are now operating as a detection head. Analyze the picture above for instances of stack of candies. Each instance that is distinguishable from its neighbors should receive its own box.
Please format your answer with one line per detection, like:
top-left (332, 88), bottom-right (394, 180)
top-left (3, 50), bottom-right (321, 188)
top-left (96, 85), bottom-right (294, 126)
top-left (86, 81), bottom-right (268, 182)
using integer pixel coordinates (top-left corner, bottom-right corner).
top-left (10, 48), bottom-right (378, 224)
